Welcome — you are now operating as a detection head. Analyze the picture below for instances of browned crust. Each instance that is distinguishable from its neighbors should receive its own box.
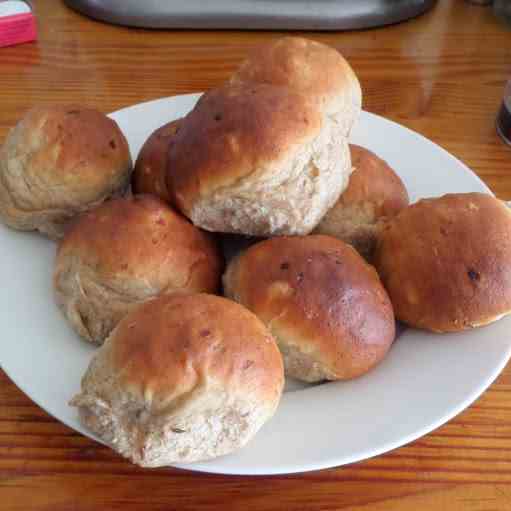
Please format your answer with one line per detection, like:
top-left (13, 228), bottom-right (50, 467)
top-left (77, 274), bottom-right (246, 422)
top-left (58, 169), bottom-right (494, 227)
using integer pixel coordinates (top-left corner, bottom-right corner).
top-left (230, 36), bottom-right (359, 113)
top-left (224, 235), bottom-right (395, 380)
top-left (341, 144), bottom-right (409, 217)
top-left (373, 193), bottom-right (511, 332)
top-left (111, 293), bottom-right (284, 405)
top-left (167, 83), bottom-right (321, 216)
top-left (3, 104), bottom-right (132, 207)
top-left (314, 145), bottom-right (409, 259)
top-left (132, 119), bottom-right (182, 204)
top-left (56, 195), bottom-right (223, 294)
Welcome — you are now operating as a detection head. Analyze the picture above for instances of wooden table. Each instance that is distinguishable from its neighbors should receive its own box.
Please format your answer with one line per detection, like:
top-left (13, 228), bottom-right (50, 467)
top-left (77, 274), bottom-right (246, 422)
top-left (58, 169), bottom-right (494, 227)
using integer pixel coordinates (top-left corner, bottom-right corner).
top-left (2, 1), bottom-right (511, 509)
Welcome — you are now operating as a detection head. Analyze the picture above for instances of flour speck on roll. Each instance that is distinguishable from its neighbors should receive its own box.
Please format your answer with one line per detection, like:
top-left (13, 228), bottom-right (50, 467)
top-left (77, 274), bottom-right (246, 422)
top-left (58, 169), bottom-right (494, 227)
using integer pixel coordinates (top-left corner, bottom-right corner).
top-left (54, 195), bottom-right (223, 345)
top-left (224, 235), bottom-right (395, 382)
top-left (0, 105), bottom-right (132, 239)
top-left (70, 293), bottom-right (284, 467)
top-left (374, 193), bottom-right (511, 333)
top-left (168, 37), bottom-right (361, 237)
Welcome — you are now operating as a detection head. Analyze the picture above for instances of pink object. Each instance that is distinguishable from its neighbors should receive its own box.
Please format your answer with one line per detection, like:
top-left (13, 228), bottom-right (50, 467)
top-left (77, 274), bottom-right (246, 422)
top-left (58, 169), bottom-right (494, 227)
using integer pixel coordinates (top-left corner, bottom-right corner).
top-left (0, 9), bottom-right (37, 48)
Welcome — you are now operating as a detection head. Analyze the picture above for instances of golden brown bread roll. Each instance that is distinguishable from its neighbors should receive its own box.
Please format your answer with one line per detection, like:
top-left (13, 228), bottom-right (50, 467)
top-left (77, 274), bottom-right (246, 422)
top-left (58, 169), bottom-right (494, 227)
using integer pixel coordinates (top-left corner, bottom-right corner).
top-left (70, 293), bottom-right (284, 467)
top-left (224, 235), bottom-right (395, 382)
top-left (132, 118), bottom-right (182, 204)
top-left (374, 193), bottom-right (511, 332)
top-left (168, 83), bottom-right (351, 236)
top-left (0, 105), bottom-right (132, 239)
top-left (54, 195), bottom-right (223, 345)
top-left (230, 36), bottom-right (362, 136)
top-left (315, 144), bottom-right (409, 259)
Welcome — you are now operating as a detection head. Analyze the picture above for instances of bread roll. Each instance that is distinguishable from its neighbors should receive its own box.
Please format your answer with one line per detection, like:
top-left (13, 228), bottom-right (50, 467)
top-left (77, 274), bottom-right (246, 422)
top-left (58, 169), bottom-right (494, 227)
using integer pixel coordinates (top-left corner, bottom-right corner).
top-left (374, 193), bottom-right (511, 332)
top-left (224, 235), bottom-right (395, 382)
top-left (54, 195), bottom-right (223, 345)
top-left (231, 36), bottom-right (362, 136)
top-left (0, 105), bottom-right (132, 239)
top-left (132, 119), bottom-right (181, 204)
top-left (168, 83), bottom-right (351, 236)
top-left (70, 293), bottom-right (284, 467)
top-left (315, 144), bottom-right (409, 259)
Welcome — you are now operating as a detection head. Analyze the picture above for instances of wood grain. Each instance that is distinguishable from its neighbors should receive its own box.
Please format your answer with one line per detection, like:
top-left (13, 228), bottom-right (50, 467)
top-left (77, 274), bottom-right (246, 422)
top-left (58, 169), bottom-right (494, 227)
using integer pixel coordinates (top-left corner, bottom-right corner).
top-left (1, 0), bottom-right (511, 509)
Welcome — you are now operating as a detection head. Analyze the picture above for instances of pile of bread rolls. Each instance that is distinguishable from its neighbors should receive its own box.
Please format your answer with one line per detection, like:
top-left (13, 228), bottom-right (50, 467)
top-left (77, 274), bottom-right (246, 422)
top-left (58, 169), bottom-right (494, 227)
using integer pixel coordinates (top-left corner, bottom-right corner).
top-left (2, 37), bottom-right (511, 468)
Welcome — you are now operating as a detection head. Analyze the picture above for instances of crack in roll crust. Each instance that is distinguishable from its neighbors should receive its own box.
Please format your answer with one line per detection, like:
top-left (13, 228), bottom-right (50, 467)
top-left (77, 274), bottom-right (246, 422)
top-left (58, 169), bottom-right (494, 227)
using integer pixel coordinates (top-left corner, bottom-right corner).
top-left (69, 293), bottom-right (284, 467)
top-left (54, 195), bottom-right (223, 345)
top-left (223, 235), bottom-right (396, 382)
top-left (0, 105), bottom-right (133, 239)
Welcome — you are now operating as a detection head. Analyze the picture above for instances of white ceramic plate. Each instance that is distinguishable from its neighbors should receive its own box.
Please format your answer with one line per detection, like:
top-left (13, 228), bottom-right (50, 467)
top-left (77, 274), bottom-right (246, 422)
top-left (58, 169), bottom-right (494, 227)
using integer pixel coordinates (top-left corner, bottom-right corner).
top-left (1, 94), bottom-right (510, 476)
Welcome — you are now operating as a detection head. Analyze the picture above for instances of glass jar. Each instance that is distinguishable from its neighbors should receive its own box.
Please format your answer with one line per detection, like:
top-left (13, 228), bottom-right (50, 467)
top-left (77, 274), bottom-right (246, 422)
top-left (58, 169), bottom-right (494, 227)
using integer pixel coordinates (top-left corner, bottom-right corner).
top-left (494, 0), bottom-right (511, 24)
top-left (496, 81), bottom-right (511, 147)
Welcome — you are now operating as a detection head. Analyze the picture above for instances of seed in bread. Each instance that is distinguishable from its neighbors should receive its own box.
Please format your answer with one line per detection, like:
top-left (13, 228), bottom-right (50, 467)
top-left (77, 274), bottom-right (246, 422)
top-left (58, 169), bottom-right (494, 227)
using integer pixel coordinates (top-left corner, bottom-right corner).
top-left (132, 118), bottom-right (182, 204)
top-left (70, 293), bottom-right (284, 467)
top-left (223, 235), bottom-right (395, 382)
top-left (374, 193), bottom-right (511, 332)
top-left (54, 195), bottom-right (223, 345)
top-left (314, 144), bottom-right (409, 259)
top-left (0, 105), bottom-right (132, 239)
top-left (230, 36), bottom-right (362, 136)
top-left (168, 83), bottom-right (351, 236)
